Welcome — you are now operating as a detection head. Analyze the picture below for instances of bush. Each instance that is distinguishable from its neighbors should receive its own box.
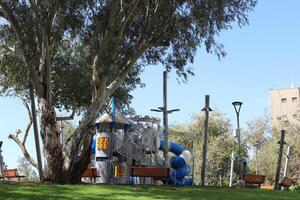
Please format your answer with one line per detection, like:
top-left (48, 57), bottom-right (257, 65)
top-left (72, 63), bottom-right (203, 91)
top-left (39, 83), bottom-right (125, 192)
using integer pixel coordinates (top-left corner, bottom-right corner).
top-left (291, 184), bottom-right (300, 193)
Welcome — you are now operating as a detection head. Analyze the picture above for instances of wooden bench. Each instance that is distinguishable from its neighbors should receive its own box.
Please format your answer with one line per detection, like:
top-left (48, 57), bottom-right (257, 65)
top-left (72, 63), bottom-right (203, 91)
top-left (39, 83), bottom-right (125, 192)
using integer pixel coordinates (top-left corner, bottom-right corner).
top-left (81, 167), bottom-right (98, 183)
top-left (131, 166), bottom-right (170, 180)
top-left (1, 169), bottom-right (25, 181)
top-left (243, 174), bottom-right (266, 188)
top-left (279, 177), bottom-right (295, 188)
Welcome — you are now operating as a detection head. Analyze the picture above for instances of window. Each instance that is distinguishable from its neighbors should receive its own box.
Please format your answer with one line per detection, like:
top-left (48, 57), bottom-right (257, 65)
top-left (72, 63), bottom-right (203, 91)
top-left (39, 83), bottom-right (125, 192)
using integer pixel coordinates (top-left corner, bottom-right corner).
top-left (292, 97), bottom-right (297, 102)
top-left (281, 98), bottom-right (287, 103)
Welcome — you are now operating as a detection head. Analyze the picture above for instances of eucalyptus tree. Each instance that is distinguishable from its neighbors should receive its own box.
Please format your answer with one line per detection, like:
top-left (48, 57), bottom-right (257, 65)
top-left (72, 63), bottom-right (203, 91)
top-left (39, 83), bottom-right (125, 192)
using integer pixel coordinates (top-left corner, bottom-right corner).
top-left (0, 0), bottom-right (256, 182)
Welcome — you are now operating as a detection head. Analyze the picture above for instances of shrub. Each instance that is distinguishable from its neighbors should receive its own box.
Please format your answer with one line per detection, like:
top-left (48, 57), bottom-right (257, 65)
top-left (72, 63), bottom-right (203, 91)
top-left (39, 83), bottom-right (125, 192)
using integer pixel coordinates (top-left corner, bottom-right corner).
top-left (291, 184), bottom-right (300, 193)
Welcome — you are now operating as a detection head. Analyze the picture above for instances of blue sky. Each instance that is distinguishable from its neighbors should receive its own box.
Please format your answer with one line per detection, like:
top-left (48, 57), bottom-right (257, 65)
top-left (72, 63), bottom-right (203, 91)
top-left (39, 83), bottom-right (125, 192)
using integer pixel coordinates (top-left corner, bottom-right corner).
top-left (131, 0), bottom-right (300, 125)
top-left (1, 0), bottom-right (300, 168)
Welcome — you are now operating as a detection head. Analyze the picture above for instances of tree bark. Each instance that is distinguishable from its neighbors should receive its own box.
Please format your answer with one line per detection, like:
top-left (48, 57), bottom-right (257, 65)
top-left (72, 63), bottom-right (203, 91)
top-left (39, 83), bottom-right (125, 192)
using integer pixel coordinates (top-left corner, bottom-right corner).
top-left (63, 127), bottom-right (94, 183)
top-left (40, 98), bottom-right (63, 182)
top-left (62, 96), bottom-right (106, 182)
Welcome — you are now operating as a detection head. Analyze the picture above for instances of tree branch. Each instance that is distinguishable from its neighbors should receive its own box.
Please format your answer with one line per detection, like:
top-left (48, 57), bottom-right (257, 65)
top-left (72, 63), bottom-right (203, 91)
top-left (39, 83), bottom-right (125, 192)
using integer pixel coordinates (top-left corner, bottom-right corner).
top-left (22, 121), bottom-right (32, 145)
top-left (0, 44), bottom-right (15, 53)
top-left (90, 1), bottom-right (127, 100)
top-left (0, 1), bottom-right (44, 97)
top-left (0, 1), bottom-right (22, 37)
top-left (117, 0), bottom-right (140, 39)
top-left (8, 134), bottom-right (38, 169)
top-left (19, 97), bottom-right (33, 145)
top-left (106, 42), bottom-right (148, 96)
top-left (28, 0), bottom-right (40, 18)
top-left (57, 109), bottom-right (76, 121)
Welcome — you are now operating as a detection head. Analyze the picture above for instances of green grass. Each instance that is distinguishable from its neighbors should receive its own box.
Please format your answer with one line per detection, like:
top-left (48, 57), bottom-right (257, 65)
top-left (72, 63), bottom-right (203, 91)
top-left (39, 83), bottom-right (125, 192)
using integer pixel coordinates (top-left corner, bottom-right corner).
top-left (0, 182), bottom-right (299, 200)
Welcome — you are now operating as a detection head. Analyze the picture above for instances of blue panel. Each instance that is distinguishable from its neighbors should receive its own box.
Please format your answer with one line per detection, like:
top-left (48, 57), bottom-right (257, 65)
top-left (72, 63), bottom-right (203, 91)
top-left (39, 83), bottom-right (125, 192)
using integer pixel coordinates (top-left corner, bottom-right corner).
top-left (159, 140), bottom-right (165, 151)
top-left (91, 135), bottom-right (96, 155)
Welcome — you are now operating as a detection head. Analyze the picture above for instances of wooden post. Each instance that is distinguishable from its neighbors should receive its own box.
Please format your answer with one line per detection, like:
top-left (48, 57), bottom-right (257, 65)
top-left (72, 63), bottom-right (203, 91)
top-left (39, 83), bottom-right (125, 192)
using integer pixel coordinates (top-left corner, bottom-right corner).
top-left (29, 82), bottom-right (43, 181)
top-left (151, 70), bottom-right (179, 168)
top-left (200, 95), bottom-right (212, 186)
top-left (274, 130), bottom-right (285, 190)
top-left (163, 71), bottom-right (168, 167)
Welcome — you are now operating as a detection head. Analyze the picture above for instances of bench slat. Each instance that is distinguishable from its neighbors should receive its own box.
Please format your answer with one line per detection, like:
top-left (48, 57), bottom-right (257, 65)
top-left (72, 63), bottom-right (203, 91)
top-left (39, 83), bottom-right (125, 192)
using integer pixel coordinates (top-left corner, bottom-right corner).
top-left (243, 174), bottom-right (266, 188)
top-left (280, 177), bottom-right (293, 188)
top-left (3, 168), bottom-right (25, 180)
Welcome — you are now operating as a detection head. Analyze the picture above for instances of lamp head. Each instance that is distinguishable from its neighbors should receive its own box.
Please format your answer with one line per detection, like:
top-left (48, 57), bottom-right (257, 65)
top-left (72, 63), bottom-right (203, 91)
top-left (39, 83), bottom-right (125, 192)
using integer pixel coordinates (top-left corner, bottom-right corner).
top-left (232, 101), bottom-right (243, 114)
top-left (150, 109), bottom-right (162, 112)
top-left (168, 109), bottom-right (180, 113)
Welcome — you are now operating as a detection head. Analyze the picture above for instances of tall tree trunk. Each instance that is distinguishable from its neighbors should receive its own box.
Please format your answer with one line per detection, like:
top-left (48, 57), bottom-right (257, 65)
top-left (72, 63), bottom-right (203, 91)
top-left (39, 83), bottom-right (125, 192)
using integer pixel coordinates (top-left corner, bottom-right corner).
top-left (40, 98), bottom-right (63, 182)
top-left (62, 100), bottom-right (105, 183)
top-left (63, 128), bottom-right (94, 183)
top-left (62, 79), bottom-right (108, 183)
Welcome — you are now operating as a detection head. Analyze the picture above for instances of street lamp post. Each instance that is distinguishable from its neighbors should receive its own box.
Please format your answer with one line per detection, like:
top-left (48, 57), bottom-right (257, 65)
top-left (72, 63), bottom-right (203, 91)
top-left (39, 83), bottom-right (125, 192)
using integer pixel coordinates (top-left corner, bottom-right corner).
top-left (232, 101), bottom-right (243, 180)
top-left (151, 70), bottom-right (179, 167)
top-left (253, 143), bottom-right (260, 175)
top-left (0, 141), bottom-right (3, 177)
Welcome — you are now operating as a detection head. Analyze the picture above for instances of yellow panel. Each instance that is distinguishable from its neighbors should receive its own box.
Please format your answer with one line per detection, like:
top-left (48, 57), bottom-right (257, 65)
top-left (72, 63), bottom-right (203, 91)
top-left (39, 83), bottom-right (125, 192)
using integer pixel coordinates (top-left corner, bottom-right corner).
top-left (114, 165), bottom-right (126, 177)
top-left (97, 137), bottom-right (109, 150)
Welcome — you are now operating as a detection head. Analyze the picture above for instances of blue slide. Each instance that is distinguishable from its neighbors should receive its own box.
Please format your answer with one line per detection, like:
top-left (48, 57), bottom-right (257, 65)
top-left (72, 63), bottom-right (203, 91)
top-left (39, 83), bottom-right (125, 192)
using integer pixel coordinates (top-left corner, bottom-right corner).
top-left (159, 141), bottom-right (193, 185)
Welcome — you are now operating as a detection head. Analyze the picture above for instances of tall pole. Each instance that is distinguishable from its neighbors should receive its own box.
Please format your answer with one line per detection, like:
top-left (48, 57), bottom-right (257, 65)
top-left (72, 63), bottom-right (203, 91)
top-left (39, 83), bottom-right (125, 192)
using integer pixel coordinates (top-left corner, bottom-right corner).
top-left (282, 145), bottom-right (291, 191)
top-left (232, 101), bottom-right (243, 180)
top-left (192, 138), bottom-right (195, 186)
top-left (236, 113), bottom-right (242, 179)
top-left (283, 145), bottom-right (291, 178)
top-left (0, 141), bottom-right (3, 177)
top-left (255, 147), bottom-right (258, 175)
top-left (151, 70), bottom-right (179, 167)
top-left (163, 70), bottom-right (168, 167)
top-left (274, 130), bottom-right (285, 190)
top-left (29, 83), bottom-right (43, 181)
top-left (201, 95), bottom-right (212, 186)
top-left (229, 151), bottom-right (235, 187)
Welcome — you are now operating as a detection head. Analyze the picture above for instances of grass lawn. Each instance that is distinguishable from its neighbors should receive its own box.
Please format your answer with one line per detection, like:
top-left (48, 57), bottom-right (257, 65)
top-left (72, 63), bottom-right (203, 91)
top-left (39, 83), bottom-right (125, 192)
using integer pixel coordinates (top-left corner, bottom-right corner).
top-left (0, 182), bottom-right (299, 200)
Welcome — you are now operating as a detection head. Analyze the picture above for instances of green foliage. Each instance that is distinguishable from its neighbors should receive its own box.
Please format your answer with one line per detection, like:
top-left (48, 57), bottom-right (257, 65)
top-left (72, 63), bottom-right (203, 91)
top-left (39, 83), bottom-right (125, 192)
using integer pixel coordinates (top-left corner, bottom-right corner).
top-left (60, 121), bottom-right (77, 141)
top-left (291, 184), bottom-right (300, 193)
top-left (0, 0), bottom-right (257, 109)
top-left (17, 157), bottom-right (39, 181)
top-left (244, 115), bottom-right (271, 148)
top-left (245, 116), bottom-right (300, 183)
top-left (170, 110), bottom-right (246, 186)
top-left (170, 110), bottom-right (233, 148)
top-left (0, 154), bottom-right (7, 170)
top-left (206, 135), bottom-right (235, 186)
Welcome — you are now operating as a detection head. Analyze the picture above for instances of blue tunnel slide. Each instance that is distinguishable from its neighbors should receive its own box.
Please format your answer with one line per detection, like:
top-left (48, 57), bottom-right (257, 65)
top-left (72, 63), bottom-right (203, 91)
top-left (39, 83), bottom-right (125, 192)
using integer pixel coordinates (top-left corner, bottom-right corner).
top-left (159, 141), bottom-right (193, 185)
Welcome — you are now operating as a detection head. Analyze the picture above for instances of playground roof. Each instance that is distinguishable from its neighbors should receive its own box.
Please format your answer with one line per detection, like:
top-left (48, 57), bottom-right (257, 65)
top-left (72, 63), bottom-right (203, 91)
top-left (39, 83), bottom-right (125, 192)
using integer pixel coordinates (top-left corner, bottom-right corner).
top-left (96, 106), bottom-right (130, 129)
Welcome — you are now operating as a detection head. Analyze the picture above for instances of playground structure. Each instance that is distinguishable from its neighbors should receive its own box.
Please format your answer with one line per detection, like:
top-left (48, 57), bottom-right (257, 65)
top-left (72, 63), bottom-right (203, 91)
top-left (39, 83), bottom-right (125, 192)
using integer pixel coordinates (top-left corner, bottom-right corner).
top-left (83, 98), bottom-right (194, 185)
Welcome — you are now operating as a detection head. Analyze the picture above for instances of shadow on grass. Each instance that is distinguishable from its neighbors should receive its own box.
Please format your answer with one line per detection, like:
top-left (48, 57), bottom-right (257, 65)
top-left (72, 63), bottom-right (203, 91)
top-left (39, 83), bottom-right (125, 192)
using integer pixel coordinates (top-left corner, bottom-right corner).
top-left (0, 182), bottom-right (299, 200)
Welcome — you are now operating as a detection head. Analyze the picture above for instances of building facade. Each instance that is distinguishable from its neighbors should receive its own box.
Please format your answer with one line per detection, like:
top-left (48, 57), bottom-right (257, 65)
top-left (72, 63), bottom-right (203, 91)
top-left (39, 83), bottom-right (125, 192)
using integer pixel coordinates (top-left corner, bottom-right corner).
top-left (270, 87), bottom-right (300, 127)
